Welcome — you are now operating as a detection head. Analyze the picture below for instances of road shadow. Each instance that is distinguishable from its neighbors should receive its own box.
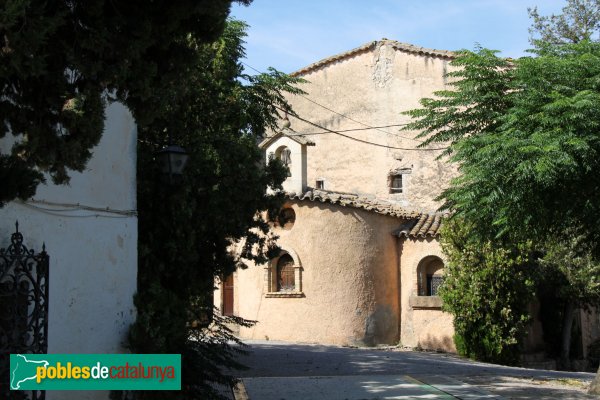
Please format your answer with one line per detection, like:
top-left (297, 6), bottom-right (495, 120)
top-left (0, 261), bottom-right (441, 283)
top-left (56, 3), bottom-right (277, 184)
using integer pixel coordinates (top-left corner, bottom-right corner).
top-left (233, 340), bottom-right (595, 382)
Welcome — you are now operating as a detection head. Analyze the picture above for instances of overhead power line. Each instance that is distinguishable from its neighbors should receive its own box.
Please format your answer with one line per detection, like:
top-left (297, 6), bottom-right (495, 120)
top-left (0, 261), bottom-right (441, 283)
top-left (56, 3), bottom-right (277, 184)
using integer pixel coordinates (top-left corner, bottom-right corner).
top-left (276, 105), bottom-right (448, 151)
top-left (297, 94), bottom-right (422, 142)
top-left (241, 61), bottom-right (422, 142)
top-left (299, 124), bottom-right (409, 136)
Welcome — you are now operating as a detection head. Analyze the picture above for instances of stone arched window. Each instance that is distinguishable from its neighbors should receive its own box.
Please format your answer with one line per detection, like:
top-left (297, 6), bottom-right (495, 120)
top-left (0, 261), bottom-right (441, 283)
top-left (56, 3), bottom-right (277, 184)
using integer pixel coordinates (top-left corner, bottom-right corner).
top-left (265, 249), bottom-right (303, 298)
top-left (417, 256), bottom-right (444, 296)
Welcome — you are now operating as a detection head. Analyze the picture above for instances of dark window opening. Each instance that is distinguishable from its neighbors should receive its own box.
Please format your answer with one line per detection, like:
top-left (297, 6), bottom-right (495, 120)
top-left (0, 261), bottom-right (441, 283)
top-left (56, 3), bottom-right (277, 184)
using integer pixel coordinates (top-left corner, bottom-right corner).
top-left (427, 275), bottom-right (443, 296)
top-left (390, 174), bottom-right (403, 193)
top-left (277, 254), bottom-right (295, 291)
top-left (277, 208), bottom-right (296, 229)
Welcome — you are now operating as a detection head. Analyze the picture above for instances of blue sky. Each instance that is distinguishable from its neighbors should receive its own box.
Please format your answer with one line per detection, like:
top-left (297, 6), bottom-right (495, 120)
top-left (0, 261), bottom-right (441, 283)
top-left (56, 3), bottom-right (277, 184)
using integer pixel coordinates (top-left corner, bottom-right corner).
top-left (231, 0), bottom-right (567, 74)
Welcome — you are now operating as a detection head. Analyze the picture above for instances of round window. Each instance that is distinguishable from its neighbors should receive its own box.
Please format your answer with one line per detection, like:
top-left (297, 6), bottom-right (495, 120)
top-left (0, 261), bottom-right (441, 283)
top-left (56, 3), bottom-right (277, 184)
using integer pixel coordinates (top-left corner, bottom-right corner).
top-left (277, 207), bottom-right (296, 230)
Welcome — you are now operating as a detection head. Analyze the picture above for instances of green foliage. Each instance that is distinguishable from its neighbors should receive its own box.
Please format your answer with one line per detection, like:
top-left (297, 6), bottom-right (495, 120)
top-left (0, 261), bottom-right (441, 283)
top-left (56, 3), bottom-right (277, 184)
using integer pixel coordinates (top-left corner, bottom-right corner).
top-left (541, 228), bottom-right (600, 308)
top-left (405, 41), bottom-right (600, 246)
top-left (404, 12), bottom-right (600, 366)
top-left (529, 0), bottom-right (600, 44)
top-left (589, 338), bottom-right (600, 368)
top-left (120, 20), bottom-right (303, 399)
top-left (438, 220), bottom-right (536, 364)
top-left (0, 0), bottom-right (248, 206)
top-left (404, 47), bottom-right (513, 154)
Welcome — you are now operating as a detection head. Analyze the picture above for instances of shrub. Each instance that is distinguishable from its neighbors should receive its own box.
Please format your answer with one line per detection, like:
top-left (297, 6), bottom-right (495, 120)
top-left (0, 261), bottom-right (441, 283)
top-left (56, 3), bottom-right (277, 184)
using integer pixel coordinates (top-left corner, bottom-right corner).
top-left (439, 219), bottom-right (537, 365)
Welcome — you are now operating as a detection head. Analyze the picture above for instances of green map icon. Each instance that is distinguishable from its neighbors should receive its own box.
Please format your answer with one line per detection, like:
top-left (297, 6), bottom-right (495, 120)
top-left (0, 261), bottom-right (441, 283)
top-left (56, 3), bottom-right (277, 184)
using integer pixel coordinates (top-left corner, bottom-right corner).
top-left (10, 354), bottom-right (49, 390)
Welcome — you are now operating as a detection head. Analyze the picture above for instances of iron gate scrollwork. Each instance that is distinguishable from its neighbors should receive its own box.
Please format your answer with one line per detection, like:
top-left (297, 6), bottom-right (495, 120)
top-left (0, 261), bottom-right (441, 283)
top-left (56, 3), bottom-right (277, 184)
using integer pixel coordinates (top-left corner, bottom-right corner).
top-left (0, 222), bottom-right (49, 400)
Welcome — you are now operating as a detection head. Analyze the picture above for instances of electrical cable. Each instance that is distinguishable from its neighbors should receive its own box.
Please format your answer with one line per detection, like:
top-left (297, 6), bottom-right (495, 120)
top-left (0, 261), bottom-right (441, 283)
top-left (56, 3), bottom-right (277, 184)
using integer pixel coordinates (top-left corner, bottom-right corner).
top-left (18, 202), bottom-right (132, 219)
top-left (294, 124), bottom-right (409, 136)
top-left (17, 199), bottom-right (137, 219)
top-left (242, 61), bottom-right (423, 142)
top-left (273, 104), bottom-right (448, 151)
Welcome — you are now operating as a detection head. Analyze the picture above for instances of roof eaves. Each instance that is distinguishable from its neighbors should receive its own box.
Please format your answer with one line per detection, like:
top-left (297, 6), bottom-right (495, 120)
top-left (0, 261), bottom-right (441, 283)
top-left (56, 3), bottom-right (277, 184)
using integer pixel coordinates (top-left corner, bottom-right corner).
top-left (285, 189), bottom-right (421, 219)
top-left (394, 213), bottom-right (445, 238)
top-left (259, 130), bottom-right (315, 149)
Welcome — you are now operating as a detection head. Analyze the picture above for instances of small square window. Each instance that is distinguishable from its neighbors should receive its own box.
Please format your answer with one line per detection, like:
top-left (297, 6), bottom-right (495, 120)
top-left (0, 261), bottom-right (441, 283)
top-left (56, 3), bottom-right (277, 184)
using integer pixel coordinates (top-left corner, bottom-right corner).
top-left (316, 179), bottom-right (325, 190)
top-left (390, 174), bottom-right (403, 193)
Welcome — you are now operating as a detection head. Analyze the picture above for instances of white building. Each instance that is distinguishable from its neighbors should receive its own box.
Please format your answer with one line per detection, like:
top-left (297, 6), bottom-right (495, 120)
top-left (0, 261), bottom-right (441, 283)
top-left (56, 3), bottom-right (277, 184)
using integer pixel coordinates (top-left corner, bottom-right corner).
top-left (1, 102), bottom-right (138, 400)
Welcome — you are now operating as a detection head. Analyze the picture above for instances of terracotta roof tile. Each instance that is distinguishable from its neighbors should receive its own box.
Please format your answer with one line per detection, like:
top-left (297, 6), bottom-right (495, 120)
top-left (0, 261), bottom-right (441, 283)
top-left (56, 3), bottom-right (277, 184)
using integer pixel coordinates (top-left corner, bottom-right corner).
top-left (393, 213), bottom-right (444, 238)
top-left (291, 39), bottom-right (455, 76)
top-left (285, 189), bottom-right (444, 237)
top-left (285, 189), bottom-right (421, 219)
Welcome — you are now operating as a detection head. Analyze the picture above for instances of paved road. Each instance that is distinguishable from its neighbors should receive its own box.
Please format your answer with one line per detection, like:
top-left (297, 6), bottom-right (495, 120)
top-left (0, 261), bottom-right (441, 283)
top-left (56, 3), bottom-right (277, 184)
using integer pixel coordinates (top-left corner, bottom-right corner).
top-left (230, 340), bottom-right (598, 399)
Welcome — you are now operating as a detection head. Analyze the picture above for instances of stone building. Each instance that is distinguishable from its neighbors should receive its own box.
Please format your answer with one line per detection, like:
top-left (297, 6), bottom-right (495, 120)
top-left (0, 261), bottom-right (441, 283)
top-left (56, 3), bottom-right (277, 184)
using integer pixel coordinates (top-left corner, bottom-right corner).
top-left (214, 39), bottom-right (458, 351)
top-left (215, 39), bottom-right (600, 360)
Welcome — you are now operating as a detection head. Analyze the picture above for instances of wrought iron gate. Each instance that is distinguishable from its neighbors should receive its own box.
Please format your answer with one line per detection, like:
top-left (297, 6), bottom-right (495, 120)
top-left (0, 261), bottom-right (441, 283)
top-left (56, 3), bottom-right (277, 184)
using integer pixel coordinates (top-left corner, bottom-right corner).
top-left (0, 222), bottom-right (49, 400)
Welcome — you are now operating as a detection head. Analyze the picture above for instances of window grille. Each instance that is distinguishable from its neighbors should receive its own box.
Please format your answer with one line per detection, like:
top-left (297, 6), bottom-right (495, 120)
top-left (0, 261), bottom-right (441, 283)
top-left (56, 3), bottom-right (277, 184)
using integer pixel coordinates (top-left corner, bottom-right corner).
top-left (427, 275), bottom-right (443, 296)
top-left (277, 254), bottom-right (295, 291)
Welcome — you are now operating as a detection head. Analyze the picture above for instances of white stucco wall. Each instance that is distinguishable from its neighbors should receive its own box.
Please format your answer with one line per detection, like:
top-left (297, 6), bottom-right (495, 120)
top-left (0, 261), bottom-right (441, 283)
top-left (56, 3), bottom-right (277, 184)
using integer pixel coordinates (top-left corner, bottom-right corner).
top-left (0, 102), bottom-right (137, 400)
top-left (264, 135), bottom-right (307, 193)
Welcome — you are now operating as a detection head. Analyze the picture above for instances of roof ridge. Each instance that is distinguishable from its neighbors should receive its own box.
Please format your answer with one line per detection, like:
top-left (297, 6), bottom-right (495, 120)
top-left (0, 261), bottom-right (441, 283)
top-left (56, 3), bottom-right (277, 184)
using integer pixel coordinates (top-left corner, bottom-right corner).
top-left (291, 39), bottom-right (455, 77)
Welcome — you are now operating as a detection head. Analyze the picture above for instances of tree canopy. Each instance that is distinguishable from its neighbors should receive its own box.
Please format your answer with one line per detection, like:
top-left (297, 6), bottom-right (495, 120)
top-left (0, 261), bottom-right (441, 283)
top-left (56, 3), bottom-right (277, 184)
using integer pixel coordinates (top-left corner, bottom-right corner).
top-left (4, 3), bottom-right (303, 398)
top-left (405, 41), bottom-right (600, 250)
top-left (404, 3), bottom-right (600, 373)
top-left (121, 19), bottom-right (302, 400)
top-left (0, 0), bottom-right (248, 206)
top-left (529, 0), bottom-right (600, 44)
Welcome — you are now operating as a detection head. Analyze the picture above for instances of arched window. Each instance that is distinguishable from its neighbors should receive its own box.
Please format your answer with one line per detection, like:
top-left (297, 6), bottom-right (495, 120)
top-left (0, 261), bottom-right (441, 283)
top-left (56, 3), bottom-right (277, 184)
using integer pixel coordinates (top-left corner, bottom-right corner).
top-left (279, 147), bottom-right (291, 166)
top-left (275, 146), bottom-right (292, 177)
top-left (417, 256), bottom-right (444, 296)
top-left (277, 254), bottom-right (295, 291)
top-left (265, 249), bottom-right (304, 298)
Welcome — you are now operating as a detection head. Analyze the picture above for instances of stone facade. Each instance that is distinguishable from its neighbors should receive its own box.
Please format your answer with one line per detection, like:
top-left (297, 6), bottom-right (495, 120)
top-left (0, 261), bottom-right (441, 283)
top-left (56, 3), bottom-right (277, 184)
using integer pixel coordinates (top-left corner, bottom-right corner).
top-left (217, 38), bottom-right (598, 358)
top-left (214, 39), bottom-right (457, 352)
top-left (284, 39), bottom-right (458, 212)
top-left (218, 38), bottom-right (600, 363)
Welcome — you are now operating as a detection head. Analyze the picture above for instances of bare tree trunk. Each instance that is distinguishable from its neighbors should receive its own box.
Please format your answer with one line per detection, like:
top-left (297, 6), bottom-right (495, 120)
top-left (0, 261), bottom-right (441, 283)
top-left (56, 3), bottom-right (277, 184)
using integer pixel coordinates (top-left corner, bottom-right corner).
top-left (590, 366), bottom-right (600, 394)
top-left (559, 302), bottom-right (576, 370)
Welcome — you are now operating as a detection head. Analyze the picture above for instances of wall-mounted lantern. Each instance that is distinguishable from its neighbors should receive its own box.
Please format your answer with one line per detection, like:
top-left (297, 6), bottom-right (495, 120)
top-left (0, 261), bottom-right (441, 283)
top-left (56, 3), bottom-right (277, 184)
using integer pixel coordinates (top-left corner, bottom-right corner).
top-left (157, 144), bottom-right (189, 183)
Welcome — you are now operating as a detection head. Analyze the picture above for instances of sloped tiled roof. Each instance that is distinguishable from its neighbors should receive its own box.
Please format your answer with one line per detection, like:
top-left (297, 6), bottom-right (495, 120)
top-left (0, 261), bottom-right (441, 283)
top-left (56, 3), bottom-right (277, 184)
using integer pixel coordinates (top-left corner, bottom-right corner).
top-left (393, 213), bottom-right (444, 238)
top-left (285, 189), bottom-right (421, 219)
top-left (259, 129), bottom-right (315, 149)
top-left (292, 39), bottom-right (455, 76)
